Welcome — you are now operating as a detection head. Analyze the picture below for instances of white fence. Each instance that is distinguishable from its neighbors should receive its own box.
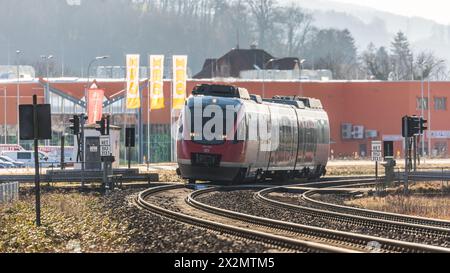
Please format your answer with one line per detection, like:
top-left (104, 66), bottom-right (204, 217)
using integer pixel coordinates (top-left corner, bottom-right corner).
top-left (0, 182), bottom-right (19, 203)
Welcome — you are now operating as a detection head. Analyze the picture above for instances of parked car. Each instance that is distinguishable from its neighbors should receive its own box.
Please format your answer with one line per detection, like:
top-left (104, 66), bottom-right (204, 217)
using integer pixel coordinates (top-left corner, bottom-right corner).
top-left (0, 155), bottom-right (25, 168)
top-left (0, 162), bottom-right (10, 168)
top-left (0, 158), bottom-right (15, 168)
top-left (0, 151), bottom-right (54, 168)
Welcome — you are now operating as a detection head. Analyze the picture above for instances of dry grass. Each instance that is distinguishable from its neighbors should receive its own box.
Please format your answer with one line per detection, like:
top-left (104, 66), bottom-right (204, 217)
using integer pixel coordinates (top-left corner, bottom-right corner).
top-left (0, 190), bottom-right (131, 253)
top-left (326, 165), bottom-right (385, 176)
top-left (346, 182), bottom-right (450, 220)
top-left (326, 163), bottom-right (450, 177)
top-left (152, 170), bottom-right (185, 183)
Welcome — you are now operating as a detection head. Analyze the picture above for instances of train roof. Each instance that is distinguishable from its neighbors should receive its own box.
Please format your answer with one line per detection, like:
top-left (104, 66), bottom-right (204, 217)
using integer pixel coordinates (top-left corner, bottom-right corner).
top-left (190, 84), bottom-right (324, 110)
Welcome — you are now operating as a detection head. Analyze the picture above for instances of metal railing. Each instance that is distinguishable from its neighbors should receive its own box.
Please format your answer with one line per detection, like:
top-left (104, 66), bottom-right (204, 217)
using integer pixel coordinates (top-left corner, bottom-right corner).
top-left (0, 181), bottom-right (19, 203)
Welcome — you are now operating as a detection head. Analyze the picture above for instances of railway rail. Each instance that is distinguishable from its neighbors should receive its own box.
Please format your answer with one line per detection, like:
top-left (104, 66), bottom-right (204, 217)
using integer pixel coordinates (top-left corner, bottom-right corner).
top-left (301, 188), bottom-right (450, 229)
top-left (255, 183), bottom-right (450, 246)
top-left (135, 184), bottom-right (356, 253)
top-left (136, 182), bottom-right (450, 253)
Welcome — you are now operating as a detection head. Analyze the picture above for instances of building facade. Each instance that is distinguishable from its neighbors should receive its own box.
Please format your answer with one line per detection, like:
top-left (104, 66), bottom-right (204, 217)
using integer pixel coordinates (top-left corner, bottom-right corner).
top-left (0, 78), bottom-right (448, 162)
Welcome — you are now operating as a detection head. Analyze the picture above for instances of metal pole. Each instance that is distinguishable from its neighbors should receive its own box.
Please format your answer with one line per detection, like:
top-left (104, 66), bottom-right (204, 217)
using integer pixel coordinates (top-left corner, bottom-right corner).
top-left (262, 64), bottom-right (265, 99)
top-left (128, 145), bottom-right (131, 169)
top-left (32, 95), bottom-right (41, 226)
top-left (139, 83), bottom-right (143, 164)
top-left (404, 119), bottom-right (409, 194)
top-left (147, 78), bottom-right (151, 169)
top-left (427, 78), bottom-right (431, 158)
top-left (170, 77), bottom-right (173, 162)
top-left (413, 135), bottom-right (417, 172)
top-left (16, 51), bottom-right (21, 146)
top-left (86, 60), bottom-right (94, 113)
top-left (2, 87), bottom-right (6, 144)
top-left (81, 115), bottom-right (85, 188)
top-left (375, 161), bottom-right (378, 182)
top-left (421, 71), bottom-right (425, 157)
top-left (60, 134), bottom-right (65, 170)
top-left (45, 56), bottom-right (51, 147)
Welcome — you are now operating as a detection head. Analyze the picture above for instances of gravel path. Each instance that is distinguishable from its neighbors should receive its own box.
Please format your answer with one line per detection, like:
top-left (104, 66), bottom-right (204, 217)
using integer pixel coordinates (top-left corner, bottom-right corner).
top-left (196, 190), bottom-right (450, 248)
top-left (102, 188), bottom-right (286, 253)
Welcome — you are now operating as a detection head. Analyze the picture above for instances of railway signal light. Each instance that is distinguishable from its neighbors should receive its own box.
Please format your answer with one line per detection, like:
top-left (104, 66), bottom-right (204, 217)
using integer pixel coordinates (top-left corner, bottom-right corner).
top-left (69, 115), bottom-right (80, 135)
top-left (402, 116), bottom-right (422, 137)
top-left (96, 118), bottom-right (106, 135)
top-left (420, 118), bottom-right (428, 134)
top-left (410, 116), bottom-right (421, 136)
top-left (95, 115), bottom-right (110, 135)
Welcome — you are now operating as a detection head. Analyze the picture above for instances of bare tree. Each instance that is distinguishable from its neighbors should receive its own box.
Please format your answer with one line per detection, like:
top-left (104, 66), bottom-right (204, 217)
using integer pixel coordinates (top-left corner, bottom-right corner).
top-left (245, 0), bottom-right (278, 49)
top-left (305, 28), bottom-right (358, 79)
top-left (277, 4), bottom-right (313, 57)
top-left (363, 43), bottom-right (391, 80)
top-left (414, 51), bottom-right (446, 80)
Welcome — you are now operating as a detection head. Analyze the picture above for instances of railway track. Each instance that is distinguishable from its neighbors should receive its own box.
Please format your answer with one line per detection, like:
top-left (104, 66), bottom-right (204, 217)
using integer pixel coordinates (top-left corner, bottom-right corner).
top-left (257, 181), bottom-right (450, 230)
top-left (301, 187), bottom-right (450, 229)
top-left (255, 183), bottom-right (450, 247)
top-left (135, 184), bottom-right (357, 253)
top-left (136, 183), bottom-right (450, 253)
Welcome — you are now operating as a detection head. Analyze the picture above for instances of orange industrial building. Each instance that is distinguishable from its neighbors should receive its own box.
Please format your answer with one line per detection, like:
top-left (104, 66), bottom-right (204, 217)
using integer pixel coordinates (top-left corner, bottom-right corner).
top-left (0, 79), bottom-right (448, 162)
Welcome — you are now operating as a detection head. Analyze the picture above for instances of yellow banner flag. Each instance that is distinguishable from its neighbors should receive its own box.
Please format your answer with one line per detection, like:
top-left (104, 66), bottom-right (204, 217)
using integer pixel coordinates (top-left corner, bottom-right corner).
top-left (172, 55), bottom-right (187, 110)
top-left (149, 55), bottom-right (165, 110)
top-left (126, 54), bottom-right (140, 109)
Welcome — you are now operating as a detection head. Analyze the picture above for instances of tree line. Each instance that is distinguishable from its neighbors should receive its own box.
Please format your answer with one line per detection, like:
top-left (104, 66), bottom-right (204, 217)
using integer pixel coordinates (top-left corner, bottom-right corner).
top-left (0, 0), bottom-right (446, 80)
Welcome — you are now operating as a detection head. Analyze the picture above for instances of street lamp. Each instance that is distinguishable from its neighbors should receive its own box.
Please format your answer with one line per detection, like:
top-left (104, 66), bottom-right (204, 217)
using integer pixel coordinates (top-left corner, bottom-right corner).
top-left (15, 50), bottom-right (22, 145)
top-left (85, 55), bottom-right (109, 111)
top-left (296, 59), bottom-right (306, 97)
top-left (420, 66), bottom-right (425, 157)
top-left (1, 87), bottom-right (6, 144)
top-left (262, 58), bottom-right (275, 99)
top-left (41, 55), bottom-right (53, 146)
top-left (41, 55), bottom-right (53, 103)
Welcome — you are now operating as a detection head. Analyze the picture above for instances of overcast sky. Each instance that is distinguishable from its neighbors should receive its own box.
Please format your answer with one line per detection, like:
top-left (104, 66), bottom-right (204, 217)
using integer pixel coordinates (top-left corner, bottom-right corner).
top-left (333, 0), bottom-right (450, 25)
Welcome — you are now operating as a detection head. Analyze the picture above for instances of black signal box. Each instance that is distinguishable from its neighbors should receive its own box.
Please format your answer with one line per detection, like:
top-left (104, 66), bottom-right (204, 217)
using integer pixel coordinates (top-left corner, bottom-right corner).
top-left (383, 141), bottom-right (394, 158)
top-left (19, 104), bottom-right (52, 140)
top-left (125, 128), bottom-right (135, 147)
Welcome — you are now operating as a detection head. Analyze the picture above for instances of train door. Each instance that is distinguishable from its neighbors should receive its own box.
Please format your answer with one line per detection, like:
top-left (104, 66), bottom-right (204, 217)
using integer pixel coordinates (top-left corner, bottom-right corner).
top-left (295, 113), bottom-right (306, 170)
top-left (304, 116), bottom-right (316, 165)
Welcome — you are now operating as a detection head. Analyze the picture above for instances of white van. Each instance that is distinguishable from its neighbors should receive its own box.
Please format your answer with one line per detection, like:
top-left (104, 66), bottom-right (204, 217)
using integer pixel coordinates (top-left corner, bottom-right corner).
top-left (0, 151), bottom-right (55, 168)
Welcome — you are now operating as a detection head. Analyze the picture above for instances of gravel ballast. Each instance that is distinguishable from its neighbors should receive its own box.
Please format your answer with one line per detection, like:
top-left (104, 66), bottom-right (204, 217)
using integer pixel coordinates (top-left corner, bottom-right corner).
top-left (196, 190), bottom-right (450, 248)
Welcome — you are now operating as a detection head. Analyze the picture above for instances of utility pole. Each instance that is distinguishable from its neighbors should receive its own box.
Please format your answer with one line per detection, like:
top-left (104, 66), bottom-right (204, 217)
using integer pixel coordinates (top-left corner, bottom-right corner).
top-left (402, 116), bottom-right (409, 194)
top-left (16, 50), bottom-right (22, 146)
top-left (2, 87), bottom-right (6, 144)
top-left (427, 78), bottom-right (431, 158)
top-left (41, 55), bottom-right (53, 147)
top-left (420, 67), bottom-right (425, 157)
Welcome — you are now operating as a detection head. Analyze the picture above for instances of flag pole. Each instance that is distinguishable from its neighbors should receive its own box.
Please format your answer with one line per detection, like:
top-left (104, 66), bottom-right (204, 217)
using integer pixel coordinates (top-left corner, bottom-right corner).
top-left (124, 55), bottom-right (127, 165)
top-left (147, 58), bottom-right (151, 169)
top-left (170, 59), bottom-right (173, 163)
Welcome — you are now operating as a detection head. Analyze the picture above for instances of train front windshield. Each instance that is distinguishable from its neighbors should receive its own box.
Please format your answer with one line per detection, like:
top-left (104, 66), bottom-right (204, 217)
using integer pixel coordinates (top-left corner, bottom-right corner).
top-left (180, 101), bottom-right (241, 145)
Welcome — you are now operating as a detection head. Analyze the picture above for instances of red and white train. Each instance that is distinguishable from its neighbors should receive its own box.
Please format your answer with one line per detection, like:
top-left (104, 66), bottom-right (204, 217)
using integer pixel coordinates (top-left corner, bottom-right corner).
top-left (176, 84), bottom-right (330, 183)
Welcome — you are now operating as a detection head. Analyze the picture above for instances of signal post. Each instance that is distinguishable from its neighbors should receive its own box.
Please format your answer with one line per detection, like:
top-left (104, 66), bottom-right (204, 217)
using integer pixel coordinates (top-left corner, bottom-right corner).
top-left (402, 115), bottom-right (428, 194)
